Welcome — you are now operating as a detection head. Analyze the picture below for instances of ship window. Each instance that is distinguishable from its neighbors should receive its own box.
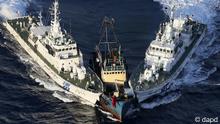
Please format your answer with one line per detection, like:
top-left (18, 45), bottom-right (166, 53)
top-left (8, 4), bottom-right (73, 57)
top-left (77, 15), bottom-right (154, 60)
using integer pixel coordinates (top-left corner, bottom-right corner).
top-left (112, 72), bottom-right (115, 74)
top-left (163, 49), bottom-right (166, 52)
top-left (167, 50), bottom-right (170, 53)
top-left (171, 50), bottom-right (173, 53)
top-left (156, 48), bottom-right (159, 51)
top-left (152, 47), bottom-right (155, 50)
top-left (160, 49), bottom-right (162, 51)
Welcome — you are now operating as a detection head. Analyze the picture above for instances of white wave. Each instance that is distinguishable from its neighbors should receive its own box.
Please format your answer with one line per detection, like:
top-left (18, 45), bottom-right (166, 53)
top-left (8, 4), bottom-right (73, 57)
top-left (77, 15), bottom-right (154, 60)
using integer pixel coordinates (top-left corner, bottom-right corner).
top-left (170, 66), bottom-right (217, 91)
top-left (154, 0), bottom-right (219, 26)
top-left (98, 108), bottom-right (112, 116)
top-left (106, 116), bottom-right (119, 122)
top-left (52, 91), bottom-right (74, 103)
top-left (34, 77), bottom-right (65, 92)
top-left (18, 55), bottom-right (30, 64)
top-left (0, 0), bottom-right (31, 19)
top-left (30, 73), bottom-right (64, 92)
top-left (141, 92), bottom-right (181, 109)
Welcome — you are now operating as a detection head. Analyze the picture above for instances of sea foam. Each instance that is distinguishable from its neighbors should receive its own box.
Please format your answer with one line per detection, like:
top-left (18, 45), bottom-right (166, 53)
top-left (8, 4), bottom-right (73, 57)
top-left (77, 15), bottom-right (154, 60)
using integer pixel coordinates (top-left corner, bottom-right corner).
top-left (154, 0), bottom-right (219, 26)
top-left (0, 0), bottom-right (31, 19)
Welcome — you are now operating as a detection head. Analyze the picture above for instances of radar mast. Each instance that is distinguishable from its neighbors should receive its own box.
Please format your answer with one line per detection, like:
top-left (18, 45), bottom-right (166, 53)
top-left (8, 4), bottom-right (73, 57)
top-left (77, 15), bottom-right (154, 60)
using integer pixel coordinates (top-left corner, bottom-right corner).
top-left (50, 0), bottom-right (62, 38)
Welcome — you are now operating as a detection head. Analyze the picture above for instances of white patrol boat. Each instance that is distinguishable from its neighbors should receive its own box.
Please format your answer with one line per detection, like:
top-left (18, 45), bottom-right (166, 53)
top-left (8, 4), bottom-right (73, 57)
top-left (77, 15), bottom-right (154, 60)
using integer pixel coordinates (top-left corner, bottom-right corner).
top-left (2, 0), bottom-right (103, 106)
top-left (129, 15), bottom-right (207, 102)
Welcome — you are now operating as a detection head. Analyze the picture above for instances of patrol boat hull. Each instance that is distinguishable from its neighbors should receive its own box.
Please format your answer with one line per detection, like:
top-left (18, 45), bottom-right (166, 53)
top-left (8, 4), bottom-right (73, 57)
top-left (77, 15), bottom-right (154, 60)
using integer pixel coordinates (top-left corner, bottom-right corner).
top-left (3, 19), bottom-right (101, 106)
top-left (129, 21), bottom-right (207, 103)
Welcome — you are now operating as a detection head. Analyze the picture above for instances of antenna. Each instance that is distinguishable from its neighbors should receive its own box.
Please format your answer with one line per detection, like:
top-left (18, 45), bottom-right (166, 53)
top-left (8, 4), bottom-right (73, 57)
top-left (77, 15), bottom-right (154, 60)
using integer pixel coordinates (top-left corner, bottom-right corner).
top-left (69, 18), bottom-right (72, 35)
top-left (50, 0), bottom-right (62, 38)
top-left (38, 11), bottom-right (43, 26)
top-left (98, 17), bottom-right (120, 57)
top-left (170, 5), bottom-right (175, 20)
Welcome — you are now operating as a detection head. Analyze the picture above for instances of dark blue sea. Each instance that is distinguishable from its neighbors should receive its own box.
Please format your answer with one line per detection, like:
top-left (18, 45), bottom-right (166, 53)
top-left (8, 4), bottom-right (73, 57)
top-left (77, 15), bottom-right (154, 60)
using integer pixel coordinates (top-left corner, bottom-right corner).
top-left (0, 0), bottom-right (220, 124)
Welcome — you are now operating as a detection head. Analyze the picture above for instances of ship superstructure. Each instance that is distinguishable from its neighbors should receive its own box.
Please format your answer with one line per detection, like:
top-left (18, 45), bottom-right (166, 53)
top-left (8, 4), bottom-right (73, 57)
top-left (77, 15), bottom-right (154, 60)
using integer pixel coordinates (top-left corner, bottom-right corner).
top-left (142, 17), bottom-right (192, 81)
top-left (95, 17), bottom-right (126, 86)
top-left (3, 0), bottom-right (103, 105)
top-left (29, 0), bottom-right (86, 79)
top-left (129, 15), bottom-right (207, 102)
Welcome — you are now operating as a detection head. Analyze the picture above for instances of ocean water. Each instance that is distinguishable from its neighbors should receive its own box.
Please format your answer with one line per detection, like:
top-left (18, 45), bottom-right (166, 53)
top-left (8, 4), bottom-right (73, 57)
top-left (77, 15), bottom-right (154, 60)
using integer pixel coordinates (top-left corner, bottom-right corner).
top-left (0, 0), bottom-right (220, 124)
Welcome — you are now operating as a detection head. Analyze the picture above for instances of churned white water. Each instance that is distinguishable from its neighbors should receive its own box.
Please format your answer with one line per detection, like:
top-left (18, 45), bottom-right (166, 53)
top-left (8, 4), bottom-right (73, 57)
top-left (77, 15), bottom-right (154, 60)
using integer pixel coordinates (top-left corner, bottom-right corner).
top-left (0, 0), bottom-right (31, 19)
top-left (154, 0), bottom-right (219, 26)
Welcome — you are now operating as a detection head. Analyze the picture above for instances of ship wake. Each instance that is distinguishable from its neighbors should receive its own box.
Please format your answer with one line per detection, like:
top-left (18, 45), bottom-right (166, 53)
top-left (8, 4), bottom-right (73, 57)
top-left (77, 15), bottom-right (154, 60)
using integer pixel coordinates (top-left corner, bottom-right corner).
top-left (0, 0), bottom-right (31, 19)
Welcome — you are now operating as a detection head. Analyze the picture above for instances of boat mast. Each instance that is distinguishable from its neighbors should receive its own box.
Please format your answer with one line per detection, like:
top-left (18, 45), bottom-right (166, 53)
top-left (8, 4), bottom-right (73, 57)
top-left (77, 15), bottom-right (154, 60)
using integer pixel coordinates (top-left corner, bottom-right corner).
top-left (50, 0), bottom-right (62, 39)
top-left (38, 11), bottom-right (43, 26)
top-left (105, 20), bottom-right (110, 57)
top-left (98, 17), bottom-right (119, 57)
